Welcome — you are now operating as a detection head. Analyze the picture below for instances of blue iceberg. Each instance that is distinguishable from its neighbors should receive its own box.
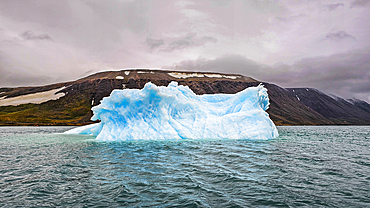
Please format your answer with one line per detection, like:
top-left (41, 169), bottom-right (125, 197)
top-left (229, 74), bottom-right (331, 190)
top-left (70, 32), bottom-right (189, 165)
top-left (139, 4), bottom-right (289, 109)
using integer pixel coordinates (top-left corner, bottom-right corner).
top-left (64, 82), bottom-right (278, 141)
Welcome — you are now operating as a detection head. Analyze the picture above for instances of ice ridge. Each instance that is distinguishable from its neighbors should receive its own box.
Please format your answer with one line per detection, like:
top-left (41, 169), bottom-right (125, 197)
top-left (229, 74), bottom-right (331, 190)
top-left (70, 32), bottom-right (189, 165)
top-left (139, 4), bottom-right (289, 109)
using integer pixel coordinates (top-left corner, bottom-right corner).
top-left (64, 82), bottom-right (278, 141)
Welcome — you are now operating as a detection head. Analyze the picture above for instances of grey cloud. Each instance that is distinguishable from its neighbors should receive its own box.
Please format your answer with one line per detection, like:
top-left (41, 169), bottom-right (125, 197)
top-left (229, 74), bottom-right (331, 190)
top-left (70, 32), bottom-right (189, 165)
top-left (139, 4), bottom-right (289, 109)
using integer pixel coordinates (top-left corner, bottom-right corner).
top-left (351, 0), bottom-right (370, 8)
top-left (349, 80), bottom-right (370, 93)
top-left (0, 0), bottom-right (369, 102)
top-left (20, 31), bottom-right (52, 41)
top-left (167, 49), bottom-right (370, 101)
top-left (167, 54), bottom-right (269, 79)
top-left (145, 37), bottom-right (164, 50)
top-left (0, 1), bottom-right (74, 29)
top-left (0, 0), bottom-right (148, 33)
top-left (275, 17), bottom-right (288, 22)
top-left (324, 31), bottom-right (356, 41)
top-left (0, 51), bottom-right (54, 87)
top-left (0, 66), bottom-right (54, 87)
top-left (4, 73), bottom-right (53, 87)
top-left (265, 48), bottom-right (370, 100)
top-left (198, 36), bottom-right (218, 45)
top-left (167, 34), bottom-right (197, 51)
top-left (84, 0), bottom-right (150, 34)
top-left (274, 14), bottom-right (306, 22)
top-left (323, 3), bottom-right (344, 11)
top-left (208, 0), bottom-right (236, 6)
top-left (165, 34), bottom-right (217, 51)
top-left (0, 0), bottom-right (151, 51)
top-left (146, 33), bottom-right (218, 52)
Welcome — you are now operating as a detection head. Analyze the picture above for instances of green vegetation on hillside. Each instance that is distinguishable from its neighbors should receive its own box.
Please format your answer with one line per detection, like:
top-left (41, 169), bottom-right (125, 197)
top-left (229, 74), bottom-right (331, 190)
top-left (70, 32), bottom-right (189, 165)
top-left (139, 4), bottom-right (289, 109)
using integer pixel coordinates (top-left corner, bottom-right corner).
top-left (0, 93), bottom-right (92, 126)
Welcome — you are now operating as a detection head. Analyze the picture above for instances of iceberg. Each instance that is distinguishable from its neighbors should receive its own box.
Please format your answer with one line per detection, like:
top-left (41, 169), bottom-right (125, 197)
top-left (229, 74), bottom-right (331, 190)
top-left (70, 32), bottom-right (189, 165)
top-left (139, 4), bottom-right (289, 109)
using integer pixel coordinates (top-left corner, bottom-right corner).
top-left (64, 82), bottom-right (278, 141)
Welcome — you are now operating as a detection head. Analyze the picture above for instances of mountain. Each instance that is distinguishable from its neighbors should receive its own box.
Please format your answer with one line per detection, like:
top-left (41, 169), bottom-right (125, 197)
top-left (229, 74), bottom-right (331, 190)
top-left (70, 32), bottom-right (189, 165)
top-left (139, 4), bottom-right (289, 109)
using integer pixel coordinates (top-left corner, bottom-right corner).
top-left (288, 88), bottom-right (370, 125)
top-left (347, 98), bottom-right (370, 114)
top-left (0, 69), bottom-right (369, 126)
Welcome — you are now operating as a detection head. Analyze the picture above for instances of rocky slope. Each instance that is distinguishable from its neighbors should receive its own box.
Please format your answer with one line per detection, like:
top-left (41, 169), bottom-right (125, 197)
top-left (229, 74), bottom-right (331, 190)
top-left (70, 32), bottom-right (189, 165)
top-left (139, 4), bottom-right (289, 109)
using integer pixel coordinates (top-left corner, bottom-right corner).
top-left (0, 69), bottom-right (369, 126)
top-left (288, 88), bottom-right (370, 125)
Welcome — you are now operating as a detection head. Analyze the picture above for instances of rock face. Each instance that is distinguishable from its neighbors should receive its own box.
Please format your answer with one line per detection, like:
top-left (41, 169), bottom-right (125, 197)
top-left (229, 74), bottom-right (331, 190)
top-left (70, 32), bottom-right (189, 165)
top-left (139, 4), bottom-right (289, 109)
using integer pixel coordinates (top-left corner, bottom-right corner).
top-left (0, 69), bottom-right (369, 126)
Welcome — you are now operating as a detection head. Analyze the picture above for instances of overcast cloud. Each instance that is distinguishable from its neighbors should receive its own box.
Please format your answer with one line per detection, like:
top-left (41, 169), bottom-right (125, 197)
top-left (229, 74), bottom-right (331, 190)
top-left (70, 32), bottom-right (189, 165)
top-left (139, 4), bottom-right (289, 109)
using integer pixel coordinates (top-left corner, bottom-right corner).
top-left (0, 0), bottom-right (369, 101)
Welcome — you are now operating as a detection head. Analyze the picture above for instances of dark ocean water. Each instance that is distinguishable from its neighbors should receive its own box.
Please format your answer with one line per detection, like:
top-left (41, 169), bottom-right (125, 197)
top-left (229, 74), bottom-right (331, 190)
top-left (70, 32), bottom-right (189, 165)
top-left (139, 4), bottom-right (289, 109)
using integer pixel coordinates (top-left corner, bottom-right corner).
top-left (0, 126), bottom-right (369, 207)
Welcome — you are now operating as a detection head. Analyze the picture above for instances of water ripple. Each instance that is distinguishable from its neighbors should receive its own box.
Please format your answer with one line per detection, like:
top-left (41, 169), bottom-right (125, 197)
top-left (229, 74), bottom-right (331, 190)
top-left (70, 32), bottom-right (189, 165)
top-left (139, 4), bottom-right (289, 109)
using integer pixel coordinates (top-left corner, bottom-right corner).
top-left (0, 126), bottom-right (369, 207)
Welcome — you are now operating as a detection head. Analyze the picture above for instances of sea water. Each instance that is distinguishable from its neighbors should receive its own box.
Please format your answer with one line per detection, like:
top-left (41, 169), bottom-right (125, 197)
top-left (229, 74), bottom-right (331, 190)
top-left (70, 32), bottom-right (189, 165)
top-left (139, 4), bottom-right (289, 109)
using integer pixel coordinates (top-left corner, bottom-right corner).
top-left (1, 126), bottom-right (369, 207)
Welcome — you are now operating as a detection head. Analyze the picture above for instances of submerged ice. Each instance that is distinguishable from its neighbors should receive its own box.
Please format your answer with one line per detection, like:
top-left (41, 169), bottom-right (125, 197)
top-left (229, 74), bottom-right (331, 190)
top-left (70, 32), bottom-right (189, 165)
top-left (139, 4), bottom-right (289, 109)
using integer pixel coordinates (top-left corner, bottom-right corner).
top-left (65, 82), bottom-right (278, 141)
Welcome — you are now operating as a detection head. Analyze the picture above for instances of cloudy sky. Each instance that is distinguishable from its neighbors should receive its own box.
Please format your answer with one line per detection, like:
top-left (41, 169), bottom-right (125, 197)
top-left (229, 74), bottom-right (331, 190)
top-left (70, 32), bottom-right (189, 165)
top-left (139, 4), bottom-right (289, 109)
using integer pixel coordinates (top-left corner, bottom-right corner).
top-left (0, 0), bottom-right (369, 101)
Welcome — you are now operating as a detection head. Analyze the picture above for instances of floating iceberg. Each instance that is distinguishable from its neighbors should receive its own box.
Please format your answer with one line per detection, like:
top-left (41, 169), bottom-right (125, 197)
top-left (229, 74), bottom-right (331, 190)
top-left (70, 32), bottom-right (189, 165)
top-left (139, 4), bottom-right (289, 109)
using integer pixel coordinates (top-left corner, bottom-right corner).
top-left (64, 82), bottom-right (278, 141)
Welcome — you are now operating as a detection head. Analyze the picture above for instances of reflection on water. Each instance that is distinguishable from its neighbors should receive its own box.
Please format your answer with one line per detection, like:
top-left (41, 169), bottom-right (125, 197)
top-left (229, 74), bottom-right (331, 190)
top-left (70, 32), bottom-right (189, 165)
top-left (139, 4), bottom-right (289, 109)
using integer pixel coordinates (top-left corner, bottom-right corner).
top-left (0, 126), bottom-right (369, 207)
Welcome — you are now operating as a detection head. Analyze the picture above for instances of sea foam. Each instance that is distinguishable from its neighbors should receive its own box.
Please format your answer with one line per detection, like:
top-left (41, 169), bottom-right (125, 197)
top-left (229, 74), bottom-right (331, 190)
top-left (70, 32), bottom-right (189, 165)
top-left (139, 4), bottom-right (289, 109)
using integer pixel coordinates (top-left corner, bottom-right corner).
top-left (64, 82), bottom-right (278, 141)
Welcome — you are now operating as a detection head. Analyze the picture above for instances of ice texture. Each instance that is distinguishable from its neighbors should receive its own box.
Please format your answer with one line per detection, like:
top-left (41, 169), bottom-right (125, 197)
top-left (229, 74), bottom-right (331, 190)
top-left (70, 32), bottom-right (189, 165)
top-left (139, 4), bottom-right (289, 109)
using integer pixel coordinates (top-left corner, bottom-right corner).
top-left (64, 82), bottom-right (278, 141)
